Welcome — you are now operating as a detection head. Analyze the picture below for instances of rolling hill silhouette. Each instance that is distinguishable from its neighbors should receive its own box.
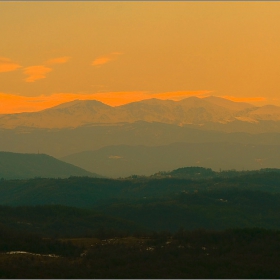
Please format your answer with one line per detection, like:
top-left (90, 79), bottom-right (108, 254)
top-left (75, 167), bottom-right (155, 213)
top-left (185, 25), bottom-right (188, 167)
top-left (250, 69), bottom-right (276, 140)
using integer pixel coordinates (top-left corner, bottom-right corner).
top-left (0, 152), bottom-right (101, 179)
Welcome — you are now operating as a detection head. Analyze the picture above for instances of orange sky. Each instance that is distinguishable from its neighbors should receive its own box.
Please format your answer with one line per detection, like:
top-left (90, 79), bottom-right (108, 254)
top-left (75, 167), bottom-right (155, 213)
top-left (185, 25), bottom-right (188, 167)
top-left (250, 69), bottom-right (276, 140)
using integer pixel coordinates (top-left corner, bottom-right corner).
top-left (1, 2), bottom-right (280, 113)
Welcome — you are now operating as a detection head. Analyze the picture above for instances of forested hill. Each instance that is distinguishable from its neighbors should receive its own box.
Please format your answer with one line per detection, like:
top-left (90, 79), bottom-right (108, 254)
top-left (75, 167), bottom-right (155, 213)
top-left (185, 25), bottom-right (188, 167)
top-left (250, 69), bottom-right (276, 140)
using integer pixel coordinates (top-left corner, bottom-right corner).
top-left (1, 172), bottom-right (280, 232)
top-left (1, 170), bottom-right (280, 207)
top-left (0, 152), bottom-right (101, 179)
top-left (152, 166), bottom-right (280, 179)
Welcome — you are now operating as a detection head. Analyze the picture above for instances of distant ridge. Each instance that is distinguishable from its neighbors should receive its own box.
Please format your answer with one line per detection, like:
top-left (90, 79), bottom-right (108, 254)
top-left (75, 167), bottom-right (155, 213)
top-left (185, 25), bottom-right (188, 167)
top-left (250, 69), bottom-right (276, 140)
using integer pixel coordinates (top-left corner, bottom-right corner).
top-left (61, 142), bottom-right (280, 178)
top-left (0, 96), bottom-right (279, 130)
top-left (0, 151), bottom-right (103, 179)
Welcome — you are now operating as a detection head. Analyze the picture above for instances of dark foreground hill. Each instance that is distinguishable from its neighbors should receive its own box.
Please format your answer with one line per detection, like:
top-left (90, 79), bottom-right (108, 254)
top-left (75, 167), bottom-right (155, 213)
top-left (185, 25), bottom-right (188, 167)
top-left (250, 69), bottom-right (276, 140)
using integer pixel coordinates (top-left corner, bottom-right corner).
top-left (1, 226), bottom-right (280, 278)
top-left (0, 205), bottom-right (145, 237)
top-left (0, 171), bottom-right (280, 278)
top-left (0, 152), bottom-right (101, 179)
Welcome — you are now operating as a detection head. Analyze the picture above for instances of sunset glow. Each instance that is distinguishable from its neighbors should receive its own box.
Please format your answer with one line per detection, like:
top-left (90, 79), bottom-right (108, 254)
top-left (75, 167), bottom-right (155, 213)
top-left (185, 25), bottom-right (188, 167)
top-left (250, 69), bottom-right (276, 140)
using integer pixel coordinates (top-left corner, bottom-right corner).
top-left (2, 4), bottom-right (280, 273)
top-left (1, 2), bottom-right (280, 112)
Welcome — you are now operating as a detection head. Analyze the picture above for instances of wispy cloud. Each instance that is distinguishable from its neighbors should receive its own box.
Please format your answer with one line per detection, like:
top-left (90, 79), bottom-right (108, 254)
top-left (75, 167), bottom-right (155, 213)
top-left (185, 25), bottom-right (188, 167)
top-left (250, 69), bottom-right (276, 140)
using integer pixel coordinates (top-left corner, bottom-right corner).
top-left (0, 92), bottom-right (82, 114)
top-left (222, 96), bottom-right (266, 103)
top-left (22, 56), bottom-right (69, 82)
top-left (45, 56), bottom-right (71, 65)
top-left (23, 65), bottom-right (52, 82)
top-left (0, 57), bottom-right (22, 73)
top-left (92, 52), bottom-right (123, 66)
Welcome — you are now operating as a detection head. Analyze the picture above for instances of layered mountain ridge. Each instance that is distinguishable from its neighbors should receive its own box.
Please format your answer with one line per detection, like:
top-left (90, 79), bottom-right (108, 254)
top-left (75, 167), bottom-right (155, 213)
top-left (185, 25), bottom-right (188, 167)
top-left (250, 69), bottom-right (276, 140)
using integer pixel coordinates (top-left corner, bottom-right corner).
top-left (61, 142), bottom-right (280, 178)
top-left (1, 96), bottom-right (279, 129)
top-left (1, 96), bottom-right (280, 178)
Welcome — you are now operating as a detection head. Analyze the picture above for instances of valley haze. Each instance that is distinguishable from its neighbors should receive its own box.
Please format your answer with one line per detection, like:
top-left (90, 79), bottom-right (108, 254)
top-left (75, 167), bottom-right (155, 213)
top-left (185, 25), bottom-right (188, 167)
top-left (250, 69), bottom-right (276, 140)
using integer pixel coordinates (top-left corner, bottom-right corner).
top-left (0, 96), bottom-right (280, 178)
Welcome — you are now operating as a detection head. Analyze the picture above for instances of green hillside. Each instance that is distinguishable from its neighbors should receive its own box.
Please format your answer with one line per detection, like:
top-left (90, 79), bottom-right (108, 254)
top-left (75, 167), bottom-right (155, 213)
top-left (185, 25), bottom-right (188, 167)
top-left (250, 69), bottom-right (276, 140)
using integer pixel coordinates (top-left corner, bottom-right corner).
top-left (0, 151), bottom-right (102, 179)
top-left (0, 171), bottom-right (280, 232)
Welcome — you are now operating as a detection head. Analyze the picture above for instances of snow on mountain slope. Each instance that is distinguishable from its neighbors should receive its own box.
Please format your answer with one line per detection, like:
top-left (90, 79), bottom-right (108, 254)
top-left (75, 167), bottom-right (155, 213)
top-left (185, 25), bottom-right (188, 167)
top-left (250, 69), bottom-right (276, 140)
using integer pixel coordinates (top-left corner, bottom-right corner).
top-left (0, 96), bottom-right (279, 129)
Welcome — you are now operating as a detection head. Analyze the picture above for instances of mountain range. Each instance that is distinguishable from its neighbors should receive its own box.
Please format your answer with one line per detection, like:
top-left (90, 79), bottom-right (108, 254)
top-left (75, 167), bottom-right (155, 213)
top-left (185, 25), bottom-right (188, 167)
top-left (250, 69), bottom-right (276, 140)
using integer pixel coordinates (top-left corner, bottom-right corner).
top-left (1, 96), bottom-right (280, 131)
top-left (1, 96), bottom-right (280, 178)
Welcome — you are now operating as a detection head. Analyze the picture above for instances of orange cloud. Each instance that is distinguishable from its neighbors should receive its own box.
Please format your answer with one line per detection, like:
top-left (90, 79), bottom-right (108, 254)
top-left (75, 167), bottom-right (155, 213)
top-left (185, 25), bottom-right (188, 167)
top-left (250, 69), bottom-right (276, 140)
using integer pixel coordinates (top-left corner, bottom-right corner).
top-left (154, 91), bottom-right (213, 101)
top-left (80, 91), bottom-right (212, 106)
top-left (92, 52), bottom-right (123, 66)
top-left (90, 92), bottom-right (150, 105)
top-left (45, 56), bottom-right (70, 65)
top-left (0, 91), bottom-right (213, 114)
top-left (0, 57), bottom-right (21, 73)
top-left (23, 65), bottom-right (52, 82)
top-left (0, 92), bottom-right (83, 114)
top-left (222, 96), bottom-right (267, 102)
